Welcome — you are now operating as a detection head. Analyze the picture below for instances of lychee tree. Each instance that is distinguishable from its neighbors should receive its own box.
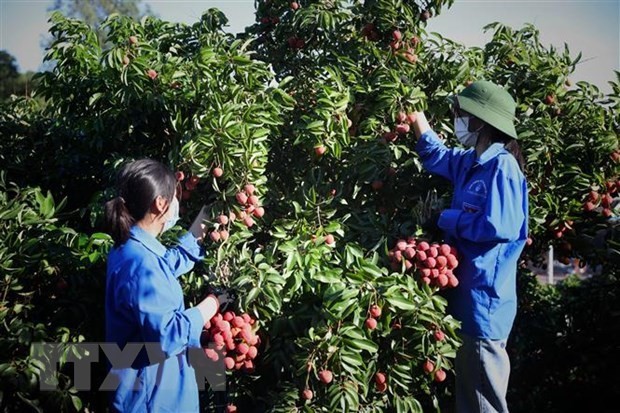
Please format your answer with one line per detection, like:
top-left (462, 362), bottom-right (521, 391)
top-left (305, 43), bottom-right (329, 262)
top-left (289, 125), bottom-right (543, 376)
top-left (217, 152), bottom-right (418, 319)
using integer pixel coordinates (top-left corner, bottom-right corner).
top-left (230, 0), bottom-right (619, 409)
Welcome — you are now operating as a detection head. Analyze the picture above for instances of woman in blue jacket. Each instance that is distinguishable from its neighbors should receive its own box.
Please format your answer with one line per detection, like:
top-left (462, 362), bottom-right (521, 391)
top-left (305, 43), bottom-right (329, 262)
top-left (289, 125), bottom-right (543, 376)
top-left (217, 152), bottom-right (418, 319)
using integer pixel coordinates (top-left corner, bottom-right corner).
top-left (103, 159), bottom-right (219, 412)
top-left (411, 81), bottom-right (528, 413)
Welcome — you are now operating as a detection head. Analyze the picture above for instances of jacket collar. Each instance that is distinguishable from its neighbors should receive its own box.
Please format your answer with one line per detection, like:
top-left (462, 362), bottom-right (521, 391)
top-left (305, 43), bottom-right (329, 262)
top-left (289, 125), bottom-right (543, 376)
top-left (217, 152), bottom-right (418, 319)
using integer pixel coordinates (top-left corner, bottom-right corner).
top-left (476, 142), bottom-right (505, 166)
top-left (129, 225), bottom-right (166, 257)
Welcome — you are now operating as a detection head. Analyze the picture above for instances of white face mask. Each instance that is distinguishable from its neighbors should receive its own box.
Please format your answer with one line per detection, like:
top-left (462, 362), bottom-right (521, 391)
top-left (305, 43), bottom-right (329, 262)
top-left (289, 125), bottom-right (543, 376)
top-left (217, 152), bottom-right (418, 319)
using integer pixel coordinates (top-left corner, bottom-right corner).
top-left (454, 116), bottom-right (480, 148)
top-left (162, 197), bottom-right (179, 233)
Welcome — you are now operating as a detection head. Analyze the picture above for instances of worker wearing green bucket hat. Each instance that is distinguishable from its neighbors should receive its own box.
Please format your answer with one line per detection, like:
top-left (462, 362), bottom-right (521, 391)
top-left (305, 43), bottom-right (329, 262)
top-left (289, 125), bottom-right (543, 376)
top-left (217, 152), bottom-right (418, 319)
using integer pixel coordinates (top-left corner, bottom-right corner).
top-left (446, 80), bottom-right (519, 139)
top-left (411, 81), bottom-right (528, 413)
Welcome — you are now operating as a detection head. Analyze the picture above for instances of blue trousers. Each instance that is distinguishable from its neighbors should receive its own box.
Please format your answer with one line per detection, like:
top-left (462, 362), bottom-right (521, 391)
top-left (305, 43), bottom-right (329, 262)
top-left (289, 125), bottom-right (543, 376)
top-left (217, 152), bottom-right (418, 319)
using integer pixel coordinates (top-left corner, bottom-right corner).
top-left (455, 333), bottom-right (510, 413)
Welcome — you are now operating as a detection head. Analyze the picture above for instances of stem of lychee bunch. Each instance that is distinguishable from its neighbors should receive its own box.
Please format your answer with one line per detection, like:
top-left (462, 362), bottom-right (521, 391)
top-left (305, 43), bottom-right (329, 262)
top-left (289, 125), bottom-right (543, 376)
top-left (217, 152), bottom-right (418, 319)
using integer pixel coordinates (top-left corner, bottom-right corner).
top-left (305, 349), bottom-right (319, 385)
top-left (327, 343), bottom-right (339, 364)
top-left (214, 234), bottom-right (227, 279)
top-left (365, 282), bottom-right (378, 296)
top-left (316, 206), bottom-right (322, 228)
top-left (2, 275), bottom-right (11, 304)
top-left (365, 295), bottom-right (374, 316)
top-left (364, 53), bottom-right (387, 80)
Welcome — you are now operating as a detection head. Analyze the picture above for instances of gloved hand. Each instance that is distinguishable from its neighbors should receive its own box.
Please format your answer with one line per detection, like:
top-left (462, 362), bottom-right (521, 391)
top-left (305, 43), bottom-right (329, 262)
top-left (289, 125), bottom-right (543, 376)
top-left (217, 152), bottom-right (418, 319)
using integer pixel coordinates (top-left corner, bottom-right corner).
top-left (206, 285), bottom-right (237, 312)
top-left (422, 209), bottom-right (443, 240)
top-left (422, 210), bottom-right (441, 230)
top-left (189, 205), bottom-right (209, 242)
top-left (196, 294), bottom-right (219, 326)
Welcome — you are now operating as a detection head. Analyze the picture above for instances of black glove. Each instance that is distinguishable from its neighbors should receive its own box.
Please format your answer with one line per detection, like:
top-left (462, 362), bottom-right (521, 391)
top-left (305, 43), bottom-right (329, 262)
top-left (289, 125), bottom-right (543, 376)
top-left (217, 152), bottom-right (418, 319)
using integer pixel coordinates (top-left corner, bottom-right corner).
top-left (207, 285), bottom-right (237, 312)
top-left (423, 210), bottom-right (441, 230)
top-left (422, 210), bottom-right (442, 239)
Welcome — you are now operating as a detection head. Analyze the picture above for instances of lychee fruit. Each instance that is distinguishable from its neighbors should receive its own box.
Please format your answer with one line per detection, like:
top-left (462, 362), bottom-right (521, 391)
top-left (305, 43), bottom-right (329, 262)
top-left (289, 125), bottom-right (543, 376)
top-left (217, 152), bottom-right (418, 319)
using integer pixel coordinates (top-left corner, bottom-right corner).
top-left (318, 369), bottom-right (333, 384)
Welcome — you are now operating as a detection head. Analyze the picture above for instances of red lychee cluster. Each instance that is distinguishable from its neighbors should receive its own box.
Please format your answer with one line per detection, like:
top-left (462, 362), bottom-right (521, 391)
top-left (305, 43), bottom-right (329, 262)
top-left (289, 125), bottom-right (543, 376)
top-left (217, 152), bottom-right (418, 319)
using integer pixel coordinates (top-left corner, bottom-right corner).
top-left (422, 359), bottom-right (446, 382)
top-left (175, 171), bottom-right (263, 239)
top-left (431, 325), bottom-right (446, 342)
top-left (381, 111), bottom-right (417, 143)
top-left (310, 233), bottom-right (336, 247)
top-left (388, 238), bottom-right (459, 289)
top-left (203, 310), bottom-right (260, 373)
top-left (583, 180), bottom-right (619, 218)
top-left (544, 94), bottom-right (555, 105)
top-left (361, 23), bottom-right (380, 41)
top-left (365, 303), bottom-right (382, 331)
top-left (388, 30), bottom-right (419, 63)
top-left (287, 36), bottom-right (305, 49)
top-left (208, 213), bottom-right (231, 242)
top-left (259, 14), bottom-right (280, 31)
top-left (374, 371), bottom-right (387, 392)
top-left (420, 10), bottom-right (432, 22)
top-left (234, 184), bottom-right (265, 227)
top-left (176, 172), bottom-right (200, 201)
top-left (550, 220), bottom-right (573, 239)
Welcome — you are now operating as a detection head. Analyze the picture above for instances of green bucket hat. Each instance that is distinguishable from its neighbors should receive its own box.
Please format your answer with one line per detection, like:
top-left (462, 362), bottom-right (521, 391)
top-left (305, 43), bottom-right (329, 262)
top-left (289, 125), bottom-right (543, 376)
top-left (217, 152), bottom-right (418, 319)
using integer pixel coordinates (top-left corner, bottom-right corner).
top-left (448, 80), bottom-right (518, 139)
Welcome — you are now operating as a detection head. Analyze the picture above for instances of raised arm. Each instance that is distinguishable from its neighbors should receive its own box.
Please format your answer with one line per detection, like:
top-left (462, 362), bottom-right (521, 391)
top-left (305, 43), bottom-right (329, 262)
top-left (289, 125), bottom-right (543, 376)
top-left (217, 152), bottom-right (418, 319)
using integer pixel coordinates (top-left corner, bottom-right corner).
top-left (411, 111), bottom-right (467, 183)
top-left (164, 206), bottom-right (209, 278)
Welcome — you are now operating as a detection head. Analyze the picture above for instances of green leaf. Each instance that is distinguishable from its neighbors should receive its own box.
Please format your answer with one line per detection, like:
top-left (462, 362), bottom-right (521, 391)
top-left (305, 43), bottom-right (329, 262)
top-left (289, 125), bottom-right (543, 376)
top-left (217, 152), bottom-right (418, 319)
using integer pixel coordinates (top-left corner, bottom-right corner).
top-left (386, 293), bottom-right (417, 311)
top-left (71, 395), bottom-right (82, 411)
top-left (88, 92), bottom-right (103, 106)
top-left (343, 337), bottom-right (378, 353)
top-left (339, 350), bottom-right (363, 367)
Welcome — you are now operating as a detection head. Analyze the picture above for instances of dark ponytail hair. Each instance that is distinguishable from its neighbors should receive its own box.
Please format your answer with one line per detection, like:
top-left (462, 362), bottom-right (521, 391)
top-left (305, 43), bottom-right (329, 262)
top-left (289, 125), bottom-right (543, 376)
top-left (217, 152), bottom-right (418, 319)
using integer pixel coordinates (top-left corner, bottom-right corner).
top-left (104, 197), bottom-right (134, 247)
top-left (485, 124), bottom-right (526, 174)
top-left (104, 159), bottom-right (177, 246)
top-left (503, 139), bottom-right (526, 174)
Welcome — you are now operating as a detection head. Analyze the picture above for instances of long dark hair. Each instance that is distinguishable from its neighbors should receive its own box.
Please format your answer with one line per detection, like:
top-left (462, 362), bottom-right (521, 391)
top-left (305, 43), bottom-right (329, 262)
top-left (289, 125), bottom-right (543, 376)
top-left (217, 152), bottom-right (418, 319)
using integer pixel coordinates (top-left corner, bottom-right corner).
top-left (486, 125), bottom-right (526, 174)
top-left (503, 139), bottom-right (525, 174)
top-left (104, 159), bottom-right (177, 246)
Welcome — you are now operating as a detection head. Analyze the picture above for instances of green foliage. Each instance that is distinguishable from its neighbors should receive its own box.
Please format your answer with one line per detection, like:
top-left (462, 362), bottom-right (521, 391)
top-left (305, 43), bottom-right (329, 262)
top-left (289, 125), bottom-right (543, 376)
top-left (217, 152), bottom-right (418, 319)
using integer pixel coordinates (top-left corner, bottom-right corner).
top-left (3, 10), bottom-right (290, 224)
top-left (0, 172), bottom-right (111, 412)
top-left (0, 98), bottom-right (45, 178)
top-left (0, 51), bottom-right (19, 100)
top-left (46, 0), bottom-right (151, 47)
top-left (0, 51), bottom-right (18, 80)
top-left (0, 51), bottom-right (37, 101)
top-left (509, 268), bottom-right (620, 412)
top-left (212, 221), bottom-right (460, 410)
top-left (48, 0), bottom-right (147, 26)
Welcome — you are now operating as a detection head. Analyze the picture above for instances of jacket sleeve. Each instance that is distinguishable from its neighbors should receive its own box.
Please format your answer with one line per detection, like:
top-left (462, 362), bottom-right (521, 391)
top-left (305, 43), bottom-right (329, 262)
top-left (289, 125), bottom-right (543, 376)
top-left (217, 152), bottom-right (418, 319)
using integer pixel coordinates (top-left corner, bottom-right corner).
top-left (164, 232), bottom-right (205, 279)
top-left (415, 129), bottom-right (467, 183)
top-left (437, 164), bottom-right (526, 243)
top-left (132, 258), bottom-right (205, 357)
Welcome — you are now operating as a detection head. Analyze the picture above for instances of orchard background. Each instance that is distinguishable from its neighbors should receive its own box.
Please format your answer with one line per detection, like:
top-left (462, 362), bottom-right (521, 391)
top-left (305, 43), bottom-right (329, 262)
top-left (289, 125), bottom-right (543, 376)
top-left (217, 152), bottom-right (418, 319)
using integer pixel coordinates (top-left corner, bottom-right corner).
top-left (1, 0), bottom-right (619, 412)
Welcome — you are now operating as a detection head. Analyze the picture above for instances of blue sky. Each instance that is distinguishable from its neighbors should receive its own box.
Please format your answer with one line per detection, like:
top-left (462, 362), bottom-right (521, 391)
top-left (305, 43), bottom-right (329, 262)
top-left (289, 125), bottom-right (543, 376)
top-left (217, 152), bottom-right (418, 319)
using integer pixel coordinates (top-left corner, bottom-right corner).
top-left (1, 0), bottom-right (618, 92)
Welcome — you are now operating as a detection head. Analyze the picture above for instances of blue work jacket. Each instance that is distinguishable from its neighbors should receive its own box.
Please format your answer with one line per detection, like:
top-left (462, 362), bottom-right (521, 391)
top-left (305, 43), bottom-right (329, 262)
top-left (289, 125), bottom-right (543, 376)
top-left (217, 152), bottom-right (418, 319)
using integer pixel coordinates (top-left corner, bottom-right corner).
top-left (105, 226), bottom-right (205, 412)
top-left (416, 130), bottom-right (528, 339)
